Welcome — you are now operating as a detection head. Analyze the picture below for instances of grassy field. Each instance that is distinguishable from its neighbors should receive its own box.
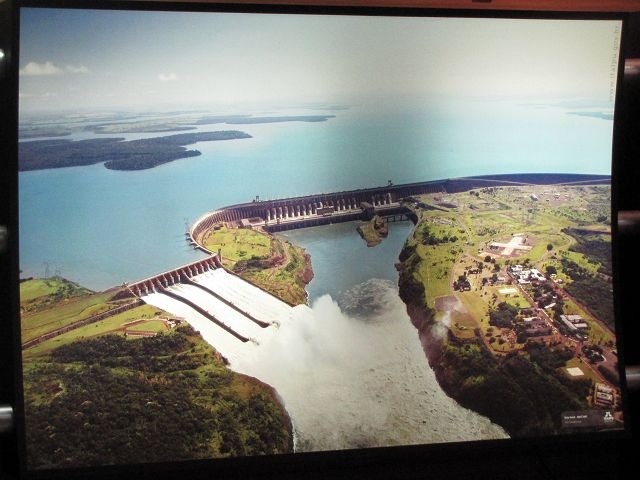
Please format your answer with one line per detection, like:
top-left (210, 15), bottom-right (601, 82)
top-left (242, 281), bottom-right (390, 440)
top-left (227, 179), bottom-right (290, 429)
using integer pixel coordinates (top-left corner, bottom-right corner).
top-left (442, 309), bottom-right (477, 341)
top-left (19, 277), bottom-right (88, 302)
top-left (22, 304), bottom-right (167, 359)
top-left (200, 225), bottom-right (312, 305)
top-left (410, 184), bottom-right (614, 350)
top-left (20, 277), bottom-right (119, 343)
top-left (125, 318), bottom-right (169, 333)
top-left (200, 225), bottom-right (271, 265)
top-left (564, 356), bottom-right (601, 386)
top-left (240, 240), bottom-right (311, 305)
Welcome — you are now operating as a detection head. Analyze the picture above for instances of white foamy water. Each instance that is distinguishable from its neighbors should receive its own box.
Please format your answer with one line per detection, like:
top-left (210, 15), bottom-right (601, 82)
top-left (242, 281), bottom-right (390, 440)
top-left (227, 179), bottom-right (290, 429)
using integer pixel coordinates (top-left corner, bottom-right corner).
top-left (142, 273), bottom-right (508, 452)
top-left (195, 269), bottom-right (293, 325)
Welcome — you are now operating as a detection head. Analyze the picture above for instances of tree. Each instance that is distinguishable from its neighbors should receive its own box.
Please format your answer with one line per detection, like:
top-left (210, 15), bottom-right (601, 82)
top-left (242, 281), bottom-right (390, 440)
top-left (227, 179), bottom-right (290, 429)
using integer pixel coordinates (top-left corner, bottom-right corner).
top-left (552, 299), bottom-right (565, 320)
top-left (489, 301), bottom-right (519, 328)
top-left (547, 243), bottom-right (553, 251)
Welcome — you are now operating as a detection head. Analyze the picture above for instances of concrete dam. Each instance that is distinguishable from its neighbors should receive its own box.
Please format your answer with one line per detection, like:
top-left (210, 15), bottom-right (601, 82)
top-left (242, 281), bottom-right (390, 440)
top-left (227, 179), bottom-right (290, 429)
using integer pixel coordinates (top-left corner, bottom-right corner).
top-left (132, 181), bottom-right (449, 357)
top-left (186, 179), bottom-right (453, 248)
top-left (128, 255), bottom-right (309, 353)
top-left (186, 173), bottom-right (598, 248)
top-left (127, 182), bottom-right (436, 358)
top-left (129, 174), bottom-right (591, 449)
top-left (136, 174), bottom-right (600, 357)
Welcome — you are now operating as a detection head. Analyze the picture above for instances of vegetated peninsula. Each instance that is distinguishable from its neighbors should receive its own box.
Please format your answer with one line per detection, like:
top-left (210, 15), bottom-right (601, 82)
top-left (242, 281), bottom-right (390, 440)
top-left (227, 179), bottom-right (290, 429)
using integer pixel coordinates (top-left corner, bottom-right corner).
top-left (84, 114), bottom-right (337, 134)
top-left (89, 123), bottom-right (197, 134)
top-left (194, 114), bottom-right (336, 125)
top-left (19, 126), bottom-right (74, 139)
top-left (18, 131), bottom-right (252, 171)
top-left (196, 225), bottom-right (313, 306)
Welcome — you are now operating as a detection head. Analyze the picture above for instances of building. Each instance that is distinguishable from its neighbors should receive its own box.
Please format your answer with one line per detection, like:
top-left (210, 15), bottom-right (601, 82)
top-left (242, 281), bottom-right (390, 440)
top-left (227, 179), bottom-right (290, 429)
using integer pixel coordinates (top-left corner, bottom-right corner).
top-left (522, 317), bottom-right (552, 337)
top-left (560, 314), bottom-right (589, 332)
top-left (594, 383), bottom-right (615, 407)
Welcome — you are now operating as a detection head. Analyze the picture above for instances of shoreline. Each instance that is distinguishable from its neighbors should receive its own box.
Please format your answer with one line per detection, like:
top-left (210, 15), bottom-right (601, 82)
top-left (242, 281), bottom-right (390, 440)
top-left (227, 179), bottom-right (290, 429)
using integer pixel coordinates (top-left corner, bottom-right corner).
top-left (396, 252), bottom-right (617, 438)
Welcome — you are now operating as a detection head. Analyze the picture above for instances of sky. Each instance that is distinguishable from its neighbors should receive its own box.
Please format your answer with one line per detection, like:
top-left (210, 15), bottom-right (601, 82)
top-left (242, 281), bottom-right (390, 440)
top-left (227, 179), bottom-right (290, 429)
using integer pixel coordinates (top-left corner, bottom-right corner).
top-left (18, 7), bottom-right (622, 112)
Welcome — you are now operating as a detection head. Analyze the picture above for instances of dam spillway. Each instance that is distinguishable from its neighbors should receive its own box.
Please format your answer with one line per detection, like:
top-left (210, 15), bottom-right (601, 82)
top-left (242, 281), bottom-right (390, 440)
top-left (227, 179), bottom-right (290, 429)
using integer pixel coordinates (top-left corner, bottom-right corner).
top-left (129, 175), bottom-right (533, 450)
top-left (139, 265), bottom-right (311, 361)
top-left (136, 173), bottom-right (613, 355)
top-left (125, 173), bottom-right (609, 450)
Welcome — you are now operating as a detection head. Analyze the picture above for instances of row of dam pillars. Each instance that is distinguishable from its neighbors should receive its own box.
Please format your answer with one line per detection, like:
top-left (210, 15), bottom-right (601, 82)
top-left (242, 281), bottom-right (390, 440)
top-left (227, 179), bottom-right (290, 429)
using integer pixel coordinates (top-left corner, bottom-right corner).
top-left (264, 192), bottom-right (394, 222)
top-left (128, 255), bottom-right (219, 297)
top-left (191, 180), bottom-right (452, 239)
top-left (190, 191), bottom-right (401, 238)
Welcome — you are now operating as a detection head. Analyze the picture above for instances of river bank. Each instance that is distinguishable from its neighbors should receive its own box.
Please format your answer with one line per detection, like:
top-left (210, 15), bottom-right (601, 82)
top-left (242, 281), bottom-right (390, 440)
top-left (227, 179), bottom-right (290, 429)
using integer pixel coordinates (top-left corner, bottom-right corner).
top-left (396, 235), bottom-right (594, 438)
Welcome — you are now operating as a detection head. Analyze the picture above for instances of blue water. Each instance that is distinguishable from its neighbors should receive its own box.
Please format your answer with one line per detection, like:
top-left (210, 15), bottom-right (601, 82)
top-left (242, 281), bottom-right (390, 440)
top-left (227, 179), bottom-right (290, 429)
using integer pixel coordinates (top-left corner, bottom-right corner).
top-left (18, 99), bottom-right (613, 290)
top-left (279, 221), bottom-right (413, 304)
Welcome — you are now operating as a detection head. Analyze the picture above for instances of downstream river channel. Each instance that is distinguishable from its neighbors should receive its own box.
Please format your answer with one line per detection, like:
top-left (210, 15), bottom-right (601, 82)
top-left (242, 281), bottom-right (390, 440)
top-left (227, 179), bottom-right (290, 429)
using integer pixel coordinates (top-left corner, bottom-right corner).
top-left (227, 220), bottom-right (509, 451)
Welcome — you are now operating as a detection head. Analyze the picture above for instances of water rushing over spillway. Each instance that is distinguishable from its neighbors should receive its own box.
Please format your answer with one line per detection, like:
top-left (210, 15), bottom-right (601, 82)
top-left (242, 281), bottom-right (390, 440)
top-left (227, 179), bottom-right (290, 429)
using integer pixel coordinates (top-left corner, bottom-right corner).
top-left (142, 269), bottom-right (509, 452)
top-left (143, 268), bottom-right (308, 359)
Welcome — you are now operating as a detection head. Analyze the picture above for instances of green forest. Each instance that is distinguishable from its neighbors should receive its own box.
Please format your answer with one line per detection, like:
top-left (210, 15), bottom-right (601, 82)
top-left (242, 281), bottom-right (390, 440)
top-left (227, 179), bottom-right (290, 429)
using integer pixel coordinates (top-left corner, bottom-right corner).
top-left (23, 325), bottom-right (292, 470)
top-left (437, 339), bottom-right (591, 437)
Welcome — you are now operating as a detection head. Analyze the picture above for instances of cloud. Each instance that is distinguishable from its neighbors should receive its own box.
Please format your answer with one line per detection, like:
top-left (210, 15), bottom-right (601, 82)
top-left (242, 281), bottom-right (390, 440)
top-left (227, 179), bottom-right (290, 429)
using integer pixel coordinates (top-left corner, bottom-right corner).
top-left (157, 72), bottom-right (178, 82)
top-left (20, 61), bottom-right (62, 76)
top-left (20, 61), bottom-right (89, 76)
top-left (65, 64), bottom-right (89, 74)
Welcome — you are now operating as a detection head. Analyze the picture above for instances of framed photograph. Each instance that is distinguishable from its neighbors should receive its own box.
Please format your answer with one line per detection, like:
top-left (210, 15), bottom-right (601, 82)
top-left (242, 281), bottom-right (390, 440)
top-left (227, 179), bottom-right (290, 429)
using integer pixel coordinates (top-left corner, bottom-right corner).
top-left (3, 1), bottom-right (633, 478)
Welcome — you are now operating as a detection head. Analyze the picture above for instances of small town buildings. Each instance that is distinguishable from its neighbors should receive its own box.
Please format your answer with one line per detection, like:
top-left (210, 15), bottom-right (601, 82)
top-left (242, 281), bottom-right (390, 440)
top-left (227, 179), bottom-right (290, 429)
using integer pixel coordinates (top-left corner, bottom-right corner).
top-left (509, 265), bottom-right (546, 284)
top-left (560, 314), bottom-right (589, 332)
top-left (522, 317), bottom-right (552, 337)
top-left (594, 383), bottom-right (615, 407)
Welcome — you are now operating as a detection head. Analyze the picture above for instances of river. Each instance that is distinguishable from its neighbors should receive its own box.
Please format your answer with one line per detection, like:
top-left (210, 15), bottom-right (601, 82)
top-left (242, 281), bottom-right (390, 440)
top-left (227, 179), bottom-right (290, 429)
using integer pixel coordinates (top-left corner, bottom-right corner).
top-left (261, 221), bottom-right (509, 450)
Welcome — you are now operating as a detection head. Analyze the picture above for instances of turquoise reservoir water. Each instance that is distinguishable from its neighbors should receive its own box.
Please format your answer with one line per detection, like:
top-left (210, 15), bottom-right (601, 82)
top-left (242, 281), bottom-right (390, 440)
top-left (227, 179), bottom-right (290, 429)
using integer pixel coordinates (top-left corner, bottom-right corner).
top-left (18, 100), bottom-right (613, 290)
top-left (279, 221), bottom-right (413, 304)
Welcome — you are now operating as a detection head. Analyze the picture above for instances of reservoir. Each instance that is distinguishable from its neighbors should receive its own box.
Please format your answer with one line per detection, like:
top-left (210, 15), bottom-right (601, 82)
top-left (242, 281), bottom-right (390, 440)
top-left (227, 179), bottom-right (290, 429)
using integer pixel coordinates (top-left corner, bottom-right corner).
top-left (18, 101), bottom-right (613, 291)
